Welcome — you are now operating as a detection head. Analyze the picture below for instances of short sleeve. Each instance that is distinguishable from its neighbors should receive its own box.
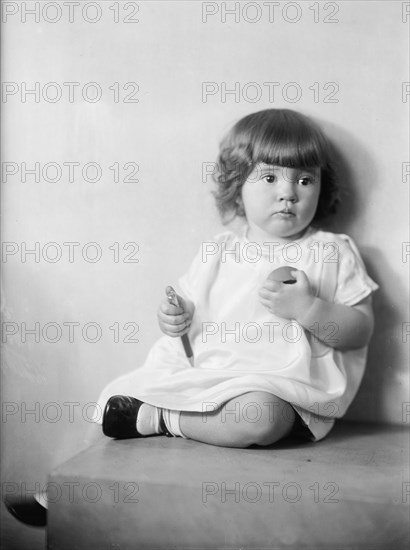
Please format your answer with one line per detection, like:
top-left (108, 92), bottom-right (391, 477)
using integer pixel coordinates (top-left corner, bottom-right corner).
top-left (177, 231), bottom-right (234, 305)
top-left (334, 234), bottom-right (379, 306)
top-left (177, 244), bottom-right (204, 304)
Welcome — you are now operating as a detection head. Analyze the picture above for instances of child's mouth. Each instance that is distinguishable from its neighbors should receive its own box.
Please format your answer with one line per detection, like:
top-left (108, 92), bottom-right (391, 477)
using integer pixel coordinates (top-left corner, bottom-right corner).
top-left (275, 210), bottom-right (295, 218)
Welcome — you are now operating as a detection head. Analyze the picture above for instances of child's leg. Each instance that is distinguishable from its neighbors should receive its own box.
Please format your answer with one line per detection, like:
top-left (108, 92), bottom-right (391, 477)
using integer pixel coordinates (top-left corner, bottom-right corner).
top-left (179, 392), bottom-right (295, 448)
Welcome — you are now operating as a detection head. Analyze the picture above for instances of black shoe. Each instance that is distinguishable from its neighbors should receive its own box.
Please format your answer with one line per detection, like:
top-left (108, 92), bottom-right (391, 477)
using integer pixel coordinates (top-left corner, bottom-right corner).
top-left (102, 395), bottom-right (145, 438)
top-left (4, 495), bottom-right (47, 527)
top-left (102, 395), bottom-right (173, 438)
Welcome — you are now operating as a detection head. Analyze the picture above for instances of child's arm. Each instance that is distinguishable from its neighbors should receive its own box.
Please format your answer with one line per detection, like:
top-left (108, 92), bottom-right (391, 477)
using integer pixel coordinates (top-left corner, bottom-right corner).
top-left (259, 270), bottom-right (374, 351)
top-left (297, 294), bottom-right (374, 351)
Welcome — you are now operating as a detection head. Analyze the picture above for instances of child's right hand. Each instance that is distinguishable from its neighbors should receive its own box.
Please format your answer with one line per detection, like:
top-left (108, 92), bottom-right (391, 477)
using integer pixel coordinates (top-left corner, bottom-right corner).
top-left (157, 295), bottom-right (194, 337)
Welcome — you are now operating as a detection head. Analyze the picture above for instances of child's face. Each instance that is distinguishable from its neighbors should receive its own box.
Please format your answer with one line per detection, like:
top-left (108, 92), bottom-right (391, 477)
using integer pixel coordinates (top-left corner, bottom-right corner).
top-left (241, 163), bottom-right (321, 243)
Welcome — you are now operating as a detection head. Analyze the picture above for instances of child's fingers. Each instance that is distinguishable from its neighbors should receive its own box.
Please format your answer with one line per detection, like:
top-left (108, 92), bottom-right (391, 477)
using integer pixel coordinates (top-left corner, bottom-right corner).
top-left (290, 270), bottom-right (310, 288)
top-left (162, 319), bottom-right (191, 335)
top-left (158, 310), bottom-right (190, 325)
top-left (262, 280), bottom-right (281, 291)
top-left (159, 301), bottom-right (184, 316)
top-left (167, 313), bottom-right (190, 326)
top-left (258, 287), bottom-right (278, 300)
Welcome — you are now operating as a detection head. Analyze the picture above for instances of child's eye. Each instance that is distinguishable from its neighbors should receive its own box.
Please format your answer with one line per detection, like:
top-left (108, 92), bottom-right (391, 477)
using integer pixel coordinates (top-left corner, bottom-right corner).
top-left (263, 175), bottom-right (276, 184)
top-left (297, 176), bottom-right (314, 186)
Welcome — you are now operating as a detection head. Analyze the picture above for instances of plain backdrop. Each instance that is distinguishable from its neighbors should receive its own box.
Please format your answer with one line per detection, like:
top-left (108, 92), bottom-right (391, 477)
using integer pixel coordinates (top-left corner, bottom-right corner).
top-left (1, 0), bottom-right (409, 497)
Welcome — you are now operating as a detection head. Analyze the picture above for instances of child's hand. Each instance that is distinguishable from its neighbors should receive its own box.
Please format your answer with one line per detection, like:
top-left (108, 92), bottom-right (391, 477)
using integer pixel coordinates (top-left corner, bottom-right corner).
top-left (157, 295), bottom-right (194, 337)
top-left (259, 270), bottom-right (315, 322)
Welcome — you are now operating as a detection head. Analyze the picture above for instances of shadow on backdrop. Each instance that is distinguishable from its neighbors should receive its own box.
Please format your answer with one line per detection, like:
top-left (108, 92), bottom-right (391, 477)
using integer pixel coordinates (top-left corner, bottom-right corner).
top-left (318, 118), bottom-right (403, 423)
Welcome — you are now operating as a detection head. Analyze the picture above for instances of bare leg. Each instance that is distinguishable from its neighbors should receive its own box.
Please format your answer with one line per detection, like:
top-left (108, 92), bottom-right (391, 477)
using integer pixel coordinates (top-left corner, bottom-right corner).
top-left (179, 392), bottom-right (295, 448)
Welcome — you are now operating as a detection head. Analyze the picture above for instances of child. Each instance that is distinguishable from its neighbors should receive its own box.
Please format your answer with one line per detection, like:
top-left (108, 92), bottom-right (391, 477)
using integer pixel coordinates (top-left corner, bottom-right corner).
top-left (99, 108), bottom-right (378, 448)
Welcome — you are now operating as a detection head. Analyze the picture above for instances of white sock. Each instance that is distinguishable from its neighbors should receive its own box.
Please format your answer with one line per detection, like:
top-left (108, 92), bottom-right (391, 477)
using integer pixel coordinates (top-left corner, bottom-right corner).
top-left (162, 408), bottom-right (186, 438)
top-left (137, 404), bottom-right (186, 438)
top-left (136, 403), bottom-right (162, 436)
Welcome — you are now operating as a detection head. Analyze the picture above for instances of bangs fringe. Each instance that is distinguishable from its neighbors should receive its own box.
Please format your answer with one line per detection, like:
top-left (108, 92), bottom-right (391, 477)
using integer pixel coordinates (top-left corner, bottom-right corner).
top-left (254, 133), bottom-right (327, 168)
top-left (236, 109), bottom-right (331, 169)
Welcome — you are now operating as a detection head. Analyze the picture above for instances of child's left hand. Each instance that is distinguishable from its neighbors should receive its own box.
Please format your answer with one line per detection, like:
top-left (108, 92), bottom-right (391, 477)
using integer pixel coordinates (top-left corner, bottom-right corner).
top-left (259, 270), bottom-right (315, 321)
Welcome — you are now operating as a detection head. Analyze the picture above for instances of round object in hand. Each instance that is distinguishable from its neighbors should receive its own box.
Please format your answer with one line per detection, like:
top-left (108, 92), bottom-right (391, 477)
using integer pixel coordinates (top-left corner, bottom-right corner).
top-left (268, 266), bottom-right (296, 284)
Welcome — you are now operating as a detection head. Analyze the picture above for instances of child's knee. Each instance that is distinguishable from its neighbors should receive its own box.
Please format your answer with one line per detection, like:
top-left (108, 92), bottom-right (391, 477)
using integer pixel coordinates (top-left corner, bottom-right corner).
top-left (241, 392), bottom-right (295, 447)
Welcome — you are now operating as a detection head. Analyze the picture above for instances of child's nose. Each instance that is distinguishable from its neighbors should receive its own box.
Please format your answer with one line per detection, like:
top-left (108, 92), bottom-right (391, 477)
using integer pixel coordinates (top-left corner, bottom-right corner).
top-left (277, 180), bottom-right (297, 202)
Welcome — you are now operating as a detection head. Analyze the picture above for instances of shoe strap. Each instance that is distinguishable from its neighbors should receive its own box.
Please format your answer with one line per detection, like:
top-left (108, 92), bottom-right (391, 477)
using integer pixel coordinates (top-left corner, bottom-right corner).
top-left (159, 409), bottom-right (173, 437)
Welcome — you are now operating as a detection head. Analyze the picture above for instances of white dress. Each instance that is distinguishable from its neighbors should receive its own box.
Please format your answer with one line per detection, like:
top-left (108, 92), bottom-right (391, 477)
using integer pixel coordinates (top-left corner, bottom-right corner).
top-left (94, 226), bottom-right (379, 441)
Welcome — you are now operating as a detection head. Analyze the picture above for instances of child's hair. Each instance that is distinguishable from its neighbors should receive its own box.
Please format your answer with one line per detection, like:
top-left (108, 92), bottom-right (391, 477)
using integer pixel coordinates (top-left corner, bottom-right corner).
top-left (213, 109), bottom-right (339, 225)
